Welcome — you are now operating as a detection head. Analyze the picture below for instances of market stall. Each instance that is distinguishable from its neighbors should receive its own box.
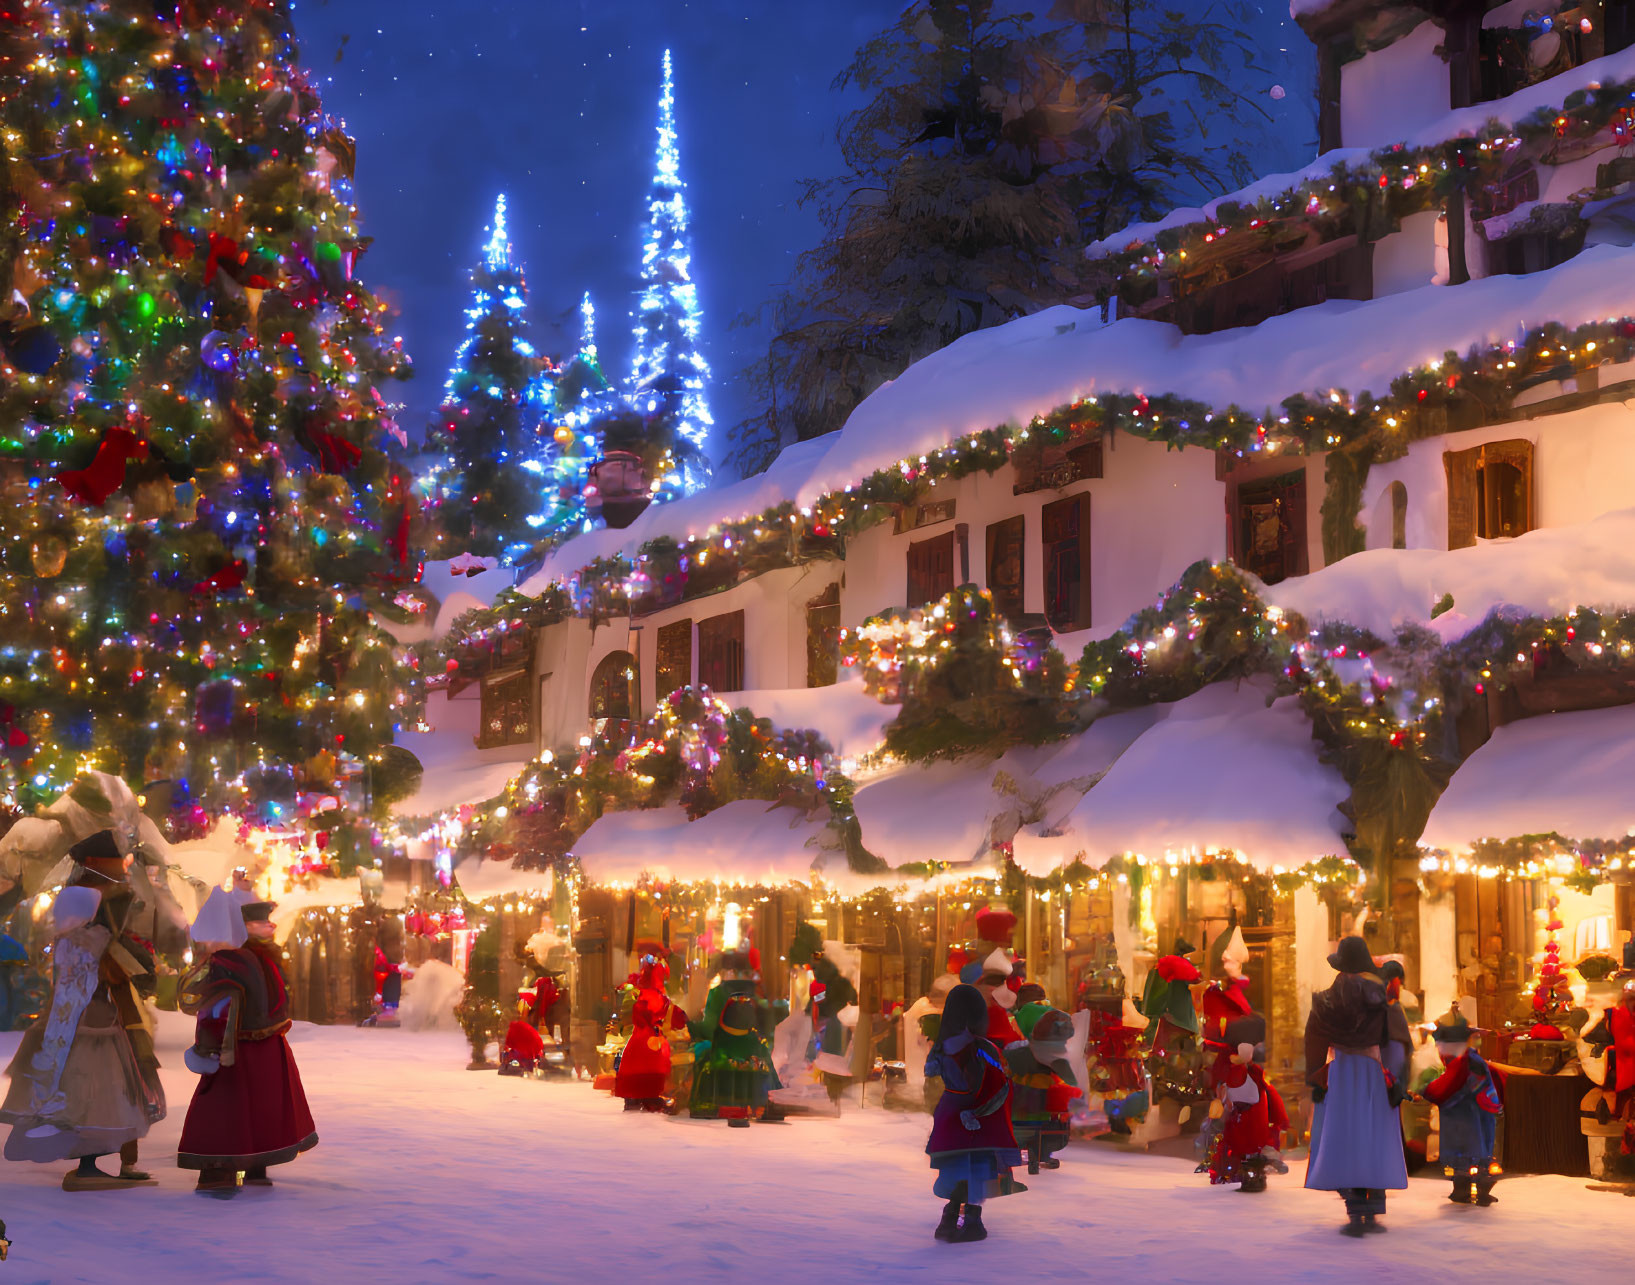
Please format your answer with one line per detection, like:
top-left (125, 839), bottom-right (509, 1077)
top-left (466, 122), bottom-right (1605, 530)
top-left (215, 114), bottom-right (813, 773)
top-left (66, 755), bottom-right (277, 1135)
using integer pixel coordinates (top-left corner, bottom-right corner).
top-left (1418, 702), bottom-right (1635, 1179)
top-left (1012, 679), bottom-right (1364, 1128)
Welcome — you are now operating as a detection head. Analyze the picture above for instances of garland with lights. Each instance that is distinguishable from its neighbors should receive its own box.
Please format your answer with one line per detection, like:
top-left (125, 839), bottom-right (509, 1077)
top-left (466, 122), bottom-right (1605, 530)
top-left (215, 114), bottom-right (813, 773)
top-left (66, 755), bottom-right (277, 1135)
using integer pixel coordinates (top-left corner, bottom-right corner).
top-left (433, 684), bottom-right (865, 876)
top-left (1087, 66), bottom-right (1635, 304)
top-left (842, 585), bottom-right (1073, 762)
top-left (1419, 833), bottom-right (1635, 893)
top-left (505, 307), bottom-right (1635, 633)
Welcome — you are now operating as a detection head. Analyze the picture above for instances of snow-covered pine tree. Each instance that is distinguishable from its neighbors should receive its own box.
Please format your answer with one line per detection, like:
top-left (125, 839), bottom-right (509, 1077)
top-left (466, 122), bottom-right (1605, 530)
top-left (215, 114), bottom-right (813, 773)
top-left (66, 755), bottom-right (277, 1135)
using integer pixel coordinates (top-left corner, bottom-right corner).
top-left (424, 194), bottom-right (554, 564)
top-left (628, 49), bottom-right (713, 497)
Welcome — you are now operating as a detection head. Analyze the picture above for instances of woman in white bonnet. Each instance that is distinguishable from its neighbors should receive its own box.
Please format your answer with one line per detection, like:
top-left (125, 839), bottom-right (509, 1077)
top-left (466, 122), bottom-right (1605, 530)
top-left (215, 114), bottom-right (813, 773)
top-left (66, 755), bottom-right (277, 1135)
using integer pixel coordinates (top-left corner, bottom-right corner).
top-left (0, 884), bottom-right (163, 1189)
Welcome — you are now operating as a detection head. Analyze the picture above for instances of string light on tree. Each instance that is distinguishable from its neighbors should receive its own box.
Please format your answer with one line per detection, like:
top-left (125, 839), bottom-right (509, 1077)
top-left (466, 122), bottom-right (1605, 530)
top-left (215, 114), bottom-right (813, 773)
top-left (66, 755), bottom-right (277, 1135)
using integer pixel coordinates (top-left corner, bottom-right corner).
top-left (628, 49), bottom-right (713, 497)
top-left (423, 193), bottom-right (555, 565)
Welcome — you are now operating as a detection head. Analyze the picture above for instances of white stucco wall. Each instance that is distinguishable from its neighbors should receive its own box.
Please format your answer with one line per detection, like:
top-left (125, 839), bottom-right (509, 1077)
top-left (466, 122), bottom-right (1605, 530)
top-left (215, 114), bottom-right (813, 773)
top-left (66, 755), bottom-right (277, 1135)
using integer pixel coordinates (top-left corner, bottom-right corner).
top-left (1372, 208), bottom-right (1442, 297)
top-left (1340, 20), bottom-right (1449, 149)
top-left (839, 434), bottom-right (1227, 635)
top-left (534, 564), bottom-right (842, 752)
top-left (1360, 397), bottom-right (1635, 551)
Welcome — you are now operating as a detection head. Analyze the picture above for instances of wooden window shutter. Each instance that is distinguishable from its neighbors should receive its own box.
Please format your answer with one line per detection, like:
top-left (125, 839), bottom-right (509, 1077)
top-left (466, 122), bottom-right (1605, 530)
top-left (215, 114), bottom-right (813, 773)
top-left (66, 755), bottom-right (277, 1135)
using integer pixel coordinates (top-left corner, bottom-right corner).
top-left (1041, 494), bottom-right (1091, 632)
top-left (1282, 471), bottom-right (1309, 577)
top-left (655, 619), bottom-right (692, 699)
top-left (1445, 447), bottom-right (1480, 549)
top-left (697, 610), bottom-right (745, 693)
top-left (805, 585), bottom-right (840, 688)
top-left (985, 516), bottom-right (1026, 622)
top-left (907, 532), bottom-right (955, 608)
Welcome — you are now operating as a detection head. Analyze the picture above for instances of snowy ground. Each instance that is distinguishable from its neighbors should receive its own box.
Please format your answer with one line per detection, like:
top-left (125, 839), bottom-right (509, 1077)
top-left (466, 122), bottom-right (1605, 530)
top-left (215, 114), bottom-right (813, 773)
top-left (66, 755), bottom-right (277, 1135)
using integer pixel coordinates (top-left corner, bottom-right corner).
top-left (0, 1013), bottom-right (1623, 1283)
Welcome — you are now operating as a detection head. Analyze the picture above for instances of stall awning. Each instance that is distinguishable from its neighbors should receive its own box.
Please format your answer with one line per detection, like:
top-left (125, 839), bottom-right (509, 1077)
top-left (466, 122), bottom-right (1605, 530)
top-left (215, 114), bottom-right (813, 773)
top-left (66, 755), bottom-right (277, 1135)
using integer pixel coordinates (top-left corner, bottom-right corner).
top-left (1421, 703), bottom-right (1635, 852)
top-left (572, 800), bottom-right (832, 887)
top-left (850, 706), bottom-right (1171, 869)
top-left (1012, 680), bottom-right (1350, 875)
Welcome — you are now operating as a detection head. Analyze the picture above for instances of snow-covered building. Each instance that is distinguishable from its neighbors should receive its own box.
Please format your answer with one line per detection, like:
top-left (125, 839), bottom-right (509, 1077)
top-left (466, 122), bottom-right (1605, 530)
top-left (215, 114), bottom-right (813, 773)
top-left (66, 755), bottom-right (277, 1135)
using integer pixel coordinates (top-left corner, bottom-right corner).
top-left (416, 1), bottom-right (1635, 1143)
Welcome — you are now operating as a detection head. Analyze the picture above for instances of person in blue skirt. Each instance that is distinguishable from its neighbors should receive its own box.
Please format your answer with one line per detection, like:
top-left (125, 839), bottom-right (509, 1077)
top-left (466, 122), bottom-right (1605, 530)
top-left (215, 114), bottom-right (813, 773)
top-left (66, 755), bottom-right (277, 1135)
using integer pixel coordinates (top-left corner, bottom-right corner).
top-left (1303, 936), bottom-right (1408, 1236)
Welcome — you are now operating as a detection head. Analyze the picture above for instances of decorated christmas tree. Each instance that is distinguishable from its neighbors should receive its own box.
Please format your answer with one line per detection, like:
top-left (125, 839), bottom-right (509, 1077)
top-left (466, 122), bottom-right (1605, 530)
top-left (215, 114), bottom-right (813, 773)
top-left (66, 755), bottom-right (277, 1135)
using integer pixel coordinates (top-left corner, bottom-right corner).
top-left (535, 293), bottom-right (612, 545)
top-left (0, 0), bottom-right (415, 817)
top-left (423, 193), bottom-right (554, 564)
top-left (627, 49), bottom-right (712, 498)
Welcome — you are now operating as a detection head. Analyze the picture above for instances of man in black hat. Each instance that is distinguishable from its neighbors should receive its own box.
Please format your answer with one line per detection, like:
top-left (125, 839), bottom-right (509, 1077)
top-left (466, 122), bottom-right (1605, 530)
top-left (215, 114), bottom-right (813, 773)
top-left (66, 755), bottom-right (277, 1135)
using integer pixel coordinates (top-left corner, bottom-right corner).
top-left (1303, 935), bottom-right (1408, 1235)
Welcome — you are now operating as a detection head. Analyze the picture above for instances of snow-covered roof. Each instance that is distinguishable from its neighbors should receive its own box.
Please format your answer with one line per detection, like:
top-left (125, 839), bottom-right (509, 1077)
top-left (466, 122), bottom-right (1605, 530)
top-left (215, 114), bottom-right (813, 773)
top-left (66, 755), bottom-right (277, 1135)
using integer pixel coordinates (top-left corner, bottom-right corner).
top-left (803, 242), bottom-right (1635, 498)
top-left (726, 675), bottom-right (895, 760)
top-left (1420, 703), bottom-right (1635, 851)
top-left (1267, 507), bottom-right (1635, 643)
top-left (382, 558), bottom-right (519, 646)
top-left (393, 691), bottom-right (532, 815)
top-left (517, 240), bottom-right (1635, 593)
top-left (519, 434), bottom-right (837, 596)
top-left (1011, 680), bottom-right (1350, 875)
top-left (571, 799), bottom-right (833, 886)
top-left (1088, 41), bottom-right (1635, 260)
top-left (452, 856), bottom-right (555, 903)
top-left (851, 756), bottom-right (1012, 868)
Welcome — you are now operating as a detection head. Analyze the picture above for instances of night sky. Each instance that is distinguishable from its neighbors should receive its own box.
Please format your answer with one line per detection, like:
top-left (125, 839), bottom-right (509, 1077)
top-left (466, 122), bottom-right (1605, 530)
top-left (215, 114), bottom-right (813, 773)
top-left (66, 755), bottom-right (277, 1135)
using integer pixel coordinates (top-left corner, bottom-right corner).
top-left (293, 1), bottom-right (1317, 474)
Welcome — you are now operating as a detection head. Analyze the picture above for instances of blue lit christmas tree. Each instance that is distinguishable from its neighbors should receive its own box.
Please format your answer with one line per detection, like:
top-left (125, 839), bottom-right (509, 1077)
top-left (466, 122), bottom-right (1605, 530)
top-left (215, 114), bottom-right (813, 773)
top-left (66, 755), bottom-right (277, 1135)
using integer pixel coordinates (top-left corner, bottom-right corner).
top-left (627, 49), bottom-right (714, 496)
top-left (424, 194), bottom-right (554, 564)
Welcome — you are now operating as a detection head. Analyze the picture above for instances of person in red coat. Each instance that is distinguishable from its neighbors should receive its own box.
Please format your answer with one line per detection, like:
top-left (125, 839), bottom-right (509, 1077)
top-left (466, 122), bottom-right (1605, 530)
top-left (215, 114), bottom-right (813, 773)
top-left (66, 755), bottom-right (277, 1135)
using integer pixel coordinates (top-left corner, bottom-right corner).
top-left (501, 992), bottom-right (547, 1076)
top-left (925, 983), bottom-right (1023, 1243)
top-left (178, 893), bottom-right (317, 1198)
top-left (613, 947), bottom-right (686, 1112)
top-left (1206, 1013), bottom-right (1288, 1192)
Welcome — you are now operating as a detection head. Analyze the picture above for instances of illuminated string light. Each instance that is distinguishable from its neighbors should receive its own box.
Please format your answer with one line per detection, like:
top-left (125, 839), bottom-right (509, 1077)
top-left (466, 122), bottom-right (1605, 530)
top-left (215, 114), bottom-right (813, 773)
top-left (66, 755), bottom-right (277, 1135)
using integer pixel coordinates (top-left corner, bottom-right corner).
top-left (629, 49), bottom-right (713, 496)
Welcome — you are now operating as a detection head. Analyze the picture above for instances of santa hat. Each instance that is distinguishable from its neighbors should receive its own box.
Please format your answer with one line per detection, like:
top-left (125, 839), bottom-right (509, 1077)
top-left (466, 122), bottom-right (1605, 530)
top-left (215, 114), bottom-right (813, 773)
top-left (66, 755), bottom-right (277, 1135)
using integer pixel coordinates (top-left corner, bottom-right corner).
top-left (1155, 954), bottom-right (1201, 984)
top-left (974, 906), bottom-right (1017, 947)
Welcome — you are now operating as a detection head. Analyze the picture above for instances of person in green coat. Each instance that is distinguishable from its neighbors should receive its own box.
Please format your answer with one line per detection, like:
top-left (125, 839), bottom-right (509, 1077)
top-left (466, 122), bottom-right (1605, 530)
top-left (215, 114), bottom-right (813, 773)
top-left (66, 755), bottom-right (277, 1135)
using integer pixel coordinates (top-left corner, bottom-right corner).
top-left (689, 949), bottom-right (786, 1124)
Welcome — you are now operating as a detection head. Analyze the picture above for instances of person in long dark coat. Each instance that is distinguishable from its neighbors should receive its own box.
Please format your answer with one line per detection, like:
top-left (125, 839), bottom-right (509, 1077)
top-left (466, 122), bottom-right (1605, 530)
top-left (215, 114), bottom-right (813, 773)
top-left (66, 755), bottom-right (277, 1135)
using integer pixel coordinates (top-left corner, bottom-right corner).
top-left (1304, 936), bottom-right (1408, 1236)
top-left (178, 892), bottom-right (317, 1197)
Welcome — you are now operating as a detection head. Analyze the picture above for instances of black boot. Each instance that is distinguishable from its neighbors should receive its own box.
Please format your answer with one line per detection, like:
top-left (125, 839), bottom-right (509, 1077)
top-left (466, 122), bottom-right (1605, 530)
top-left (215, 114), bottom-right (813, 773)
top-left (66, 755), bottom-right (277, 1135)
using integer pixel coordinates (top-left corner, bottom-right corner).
top-left (1340, 1215), bottom-right (1366, 1238)
top-left (1448, 1178), bottom-right (1473, 1204)
top-left (951, 1204), bottom-right (987, 1243)
top-left (1475, 1176), bottom-right (1498, 1207)
top-left (1362, 1214), bottom-right (1386, 1234)
top-left (1238, 1158), bottom-right (1267, 1193)
top-left (934, 1200), bottom-right (962, 1241)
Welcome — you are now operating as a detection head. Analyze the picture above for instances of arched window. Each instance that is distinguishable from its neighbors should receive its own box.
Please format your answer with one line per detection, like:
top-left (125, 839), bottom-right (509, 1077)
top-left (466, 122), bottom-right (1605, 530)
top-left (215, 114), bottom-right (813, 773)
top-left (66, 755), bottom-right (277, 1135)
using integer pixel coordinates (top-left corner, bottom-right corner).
top-left (589, 650), bottom-right (638, 722)
top-left (1388, 481), bottom-right (1408, 550)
